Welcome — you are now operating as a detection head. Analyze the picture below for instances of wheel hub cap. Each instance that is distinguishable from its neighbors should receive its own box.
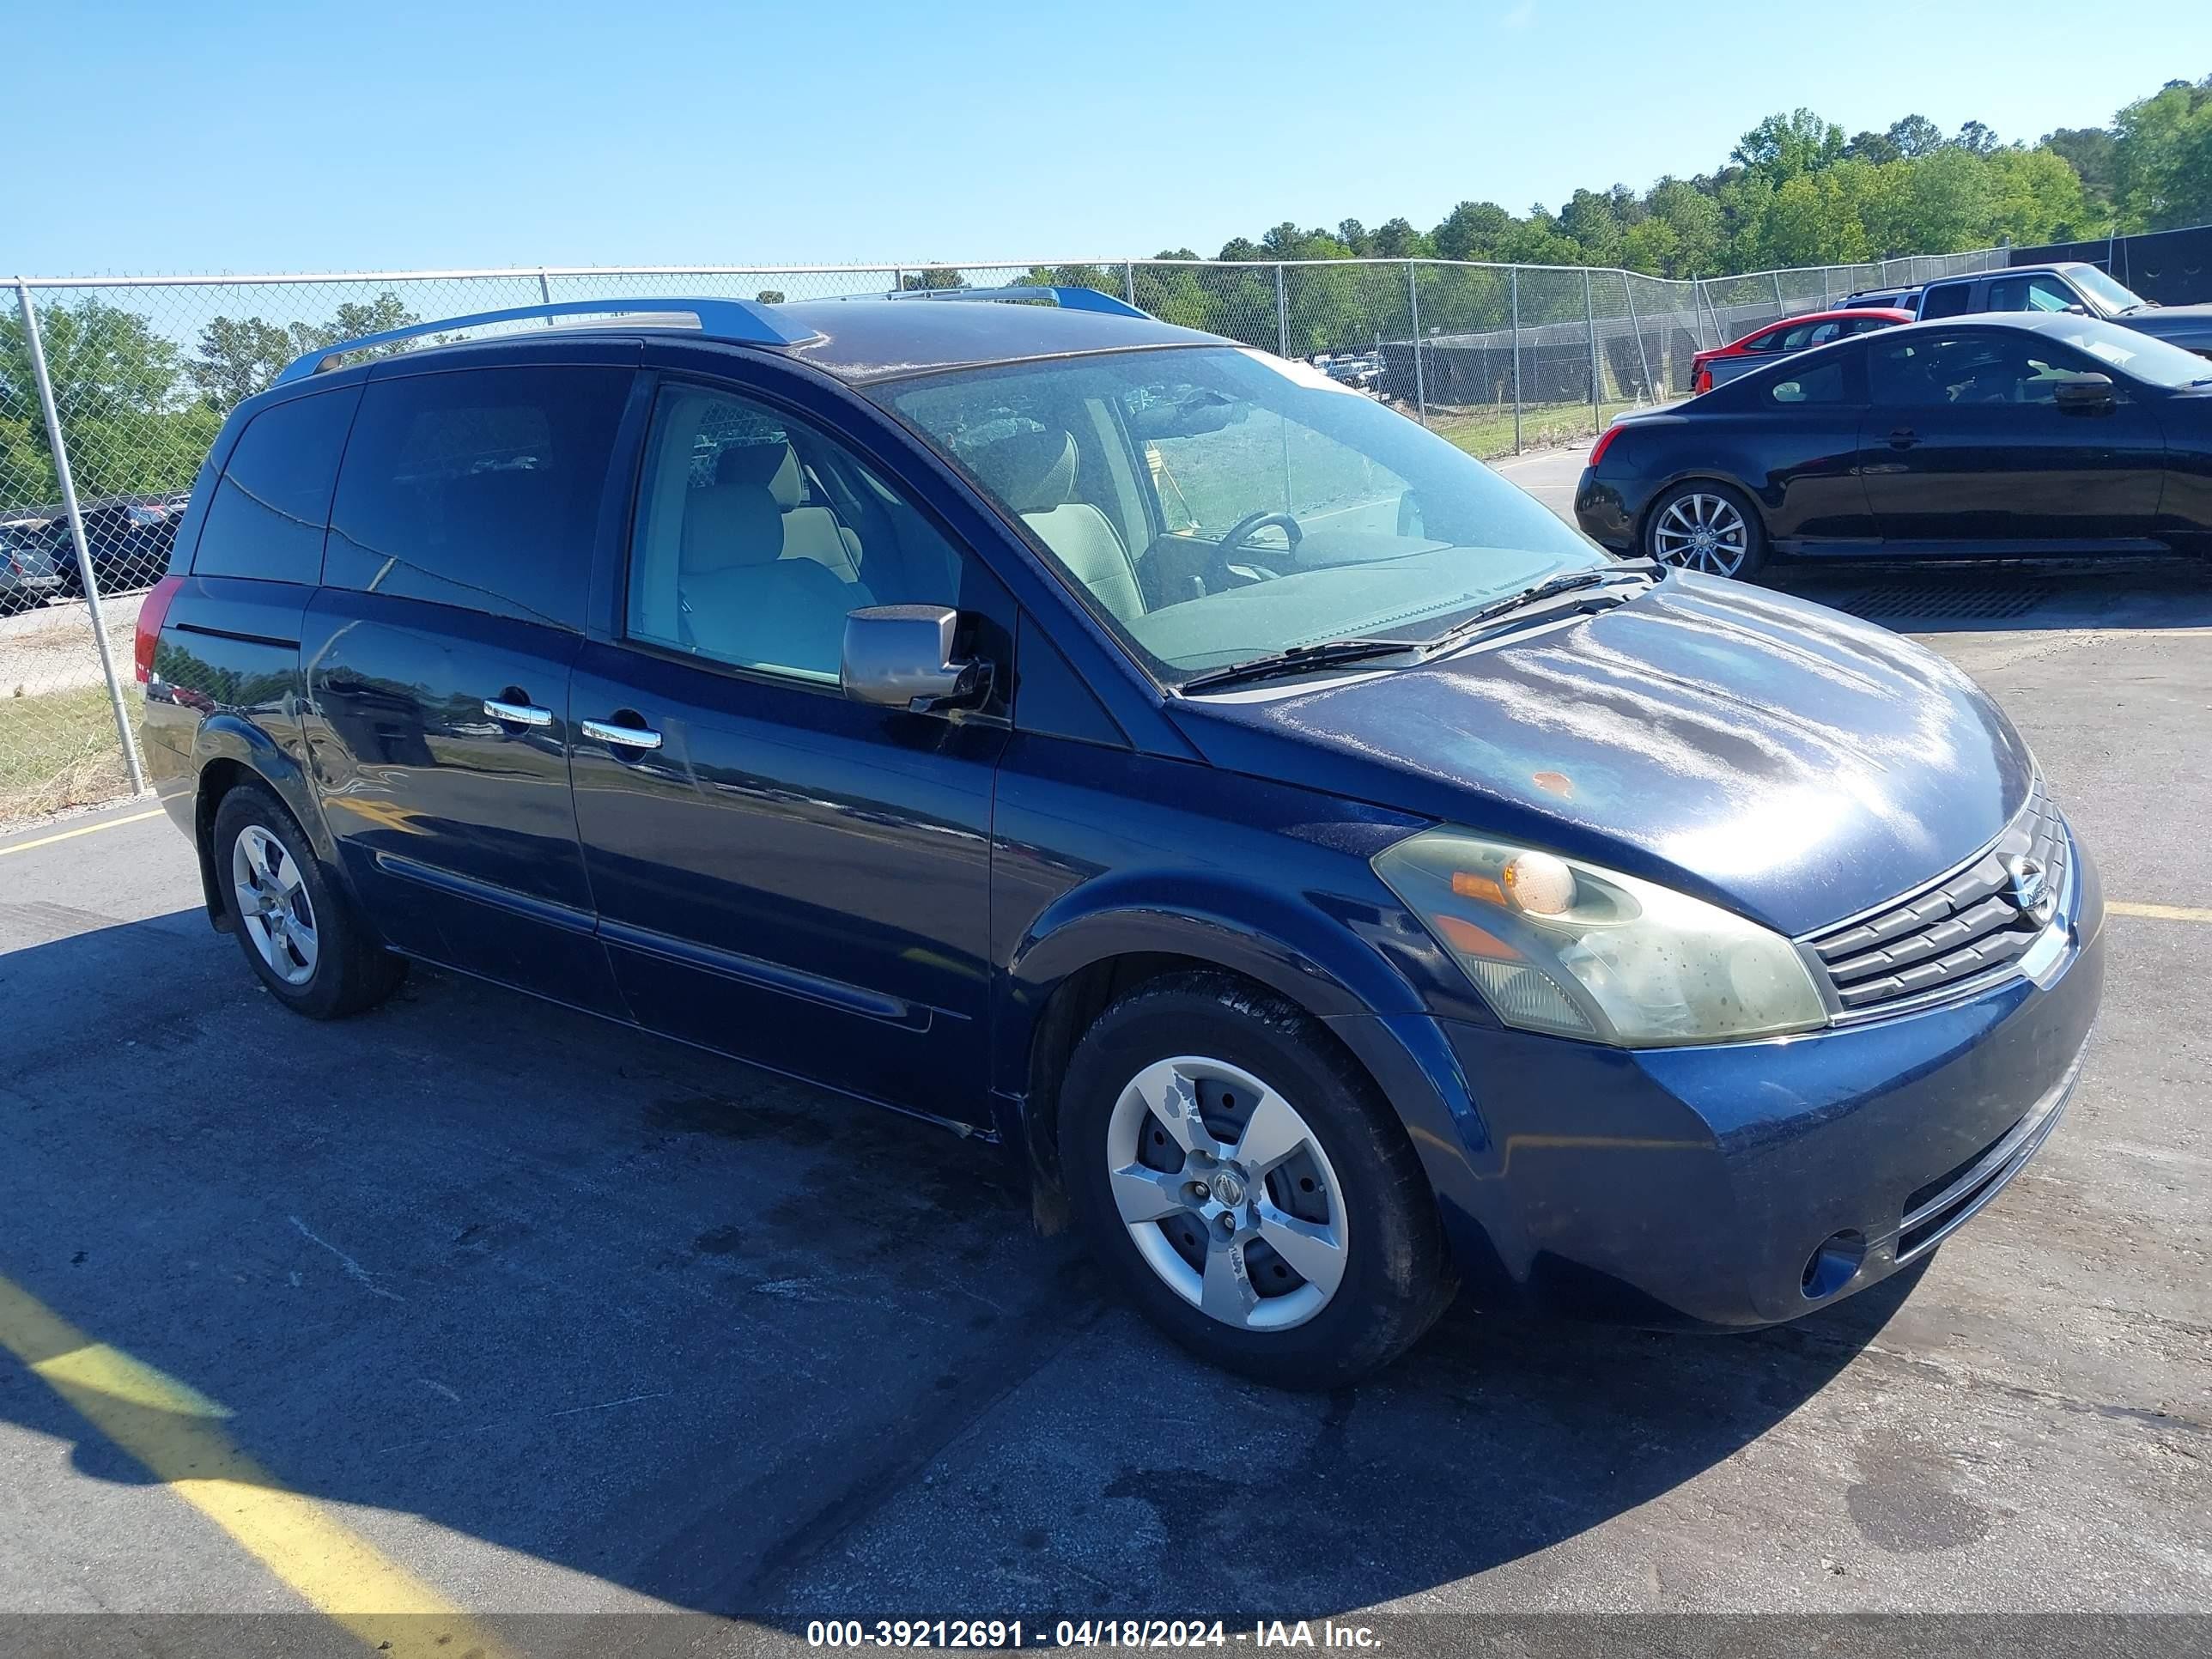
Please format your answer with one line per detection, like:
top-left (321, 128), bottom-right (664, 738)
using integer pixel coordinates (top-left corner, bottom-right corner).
top-left (1103, 1055), bottom-right (1350, 1333)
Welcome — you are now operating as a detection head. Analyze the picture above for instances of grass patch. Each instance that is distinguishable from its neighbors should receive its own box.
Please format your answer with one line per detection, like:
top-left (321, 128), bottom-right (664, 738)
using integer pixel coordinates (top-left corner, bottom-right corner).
top-left (1427, 399), bottom-right (1641, 462)
top-left (0, 683), bottom-right (143, 824)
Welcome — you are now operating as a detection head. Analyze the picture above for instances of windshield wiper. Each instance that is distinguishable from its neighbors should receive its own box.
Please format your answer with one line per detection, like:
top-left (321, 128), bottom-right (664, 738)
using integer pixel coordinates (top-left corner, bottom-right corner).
top-left (1179, 636), bottom-right (1427, 694)
top-left (1419, 560), bottom-right (1662, 655)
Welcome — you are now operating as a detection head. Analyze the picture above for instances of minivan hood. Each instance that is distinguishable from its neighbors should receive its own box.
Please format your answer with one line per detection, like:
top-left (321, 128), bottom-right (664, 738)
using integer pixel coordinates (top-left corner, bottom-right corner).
top-left (1170, 573), bottom-right (2033, 937)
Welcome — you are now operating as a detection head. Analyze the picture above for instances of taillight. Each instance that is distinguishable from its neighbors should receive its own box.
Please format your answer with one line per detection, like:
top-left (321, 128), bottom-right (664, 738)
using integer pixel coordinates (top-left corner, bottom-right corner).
top-left (135, 574), bottom-right (183, 684)
top-left (1587, 422), bottom-right (1627, 470)
top-left (1692, 366), bottom-right (1712, 394)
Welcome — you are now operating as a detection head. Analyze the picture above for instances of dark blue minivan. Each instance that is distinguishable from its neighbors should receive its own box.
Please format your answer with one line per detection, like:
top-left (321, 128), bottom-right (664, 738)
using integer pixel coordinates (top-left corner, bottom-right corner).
top-left (137, 291), bottom-right (2103, 1387)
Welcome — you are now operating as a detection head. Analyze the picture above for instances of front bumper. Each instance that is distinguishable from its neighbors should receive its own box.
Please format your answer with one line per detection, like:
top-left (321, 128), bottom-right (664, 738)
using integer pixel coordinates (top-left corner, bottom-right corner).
top-left (1334, 836), bottom-right (2106, 1330)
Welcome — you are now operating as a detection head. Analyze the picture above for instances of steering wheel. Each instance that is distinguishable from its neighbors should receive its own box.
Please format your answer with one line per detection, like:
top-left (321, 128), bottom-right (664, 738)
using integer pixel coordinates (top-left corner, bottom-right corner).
top-left (1216, 510), bottom-right (1303, 558)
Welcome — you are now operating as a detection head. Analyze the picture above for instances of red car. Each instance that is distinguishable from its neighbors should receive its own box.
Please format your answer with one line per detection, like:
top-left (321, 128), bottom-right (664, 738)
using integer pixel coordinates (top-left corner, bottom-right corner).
top-left (1690, 307), bottom-right (1914, 395)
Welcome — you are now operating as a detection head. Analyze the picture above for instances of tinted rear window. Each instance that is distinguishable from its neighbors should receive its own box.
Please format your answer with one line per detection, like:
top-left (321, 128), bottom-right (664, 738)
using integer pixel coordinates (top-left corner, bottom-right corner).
top-left (191, 387), bottom-right (360, 582)
top-left (325, 366), bottom-right (629, 629)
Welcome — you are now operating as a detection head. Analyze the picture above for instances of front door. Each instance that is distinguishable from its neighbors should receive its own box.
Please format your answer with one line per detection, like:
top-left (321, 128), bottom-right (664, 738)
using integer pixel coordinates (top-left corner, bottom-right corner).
top-left (1857, 327), bottom-right (2166, 550)
top-left (569, 375), bottom-right (1010, 1125)
top-left (303, 356), bottom-right (636, 1014)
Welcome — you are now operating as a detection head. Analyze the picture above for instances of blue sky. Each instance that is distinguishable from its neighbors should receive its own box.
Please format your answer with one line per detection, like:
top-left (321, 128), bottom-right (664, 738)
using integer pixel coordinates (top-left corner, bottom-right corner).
top-left (12, 1), bottom-right (2209, 276)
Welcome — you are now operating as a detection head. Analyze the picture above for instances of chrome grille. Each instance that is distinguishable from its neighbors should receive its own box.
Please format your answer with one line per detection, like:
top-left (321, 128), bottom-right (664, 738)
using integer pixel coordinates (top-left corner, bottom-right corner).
top-left (1805, 779), bottom-right (2069, 1018)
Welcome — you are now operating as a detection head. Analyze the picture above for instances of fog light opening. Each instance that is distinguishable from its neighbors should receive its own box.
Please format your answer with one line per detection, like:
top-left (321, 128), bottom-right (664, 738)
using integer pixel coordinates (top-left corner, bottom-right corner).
top-left (1801, 1230), bottom-right (1868, 1301)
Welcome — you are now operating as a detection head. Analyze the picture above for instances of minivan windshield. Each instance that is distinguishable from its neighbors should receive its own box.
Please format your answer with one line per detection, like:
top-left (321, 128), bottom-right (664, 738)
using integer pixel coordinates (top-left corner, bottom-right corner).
top-left (875, 346), bottom-right (1603, 686)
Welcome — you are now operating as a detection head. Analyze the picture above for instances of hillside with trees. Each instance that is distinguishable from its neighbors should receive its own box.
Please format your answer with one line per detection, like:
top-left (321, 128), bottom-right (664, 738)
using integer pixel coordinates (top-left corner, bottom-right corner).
top-left (1127, 73), bottom-right (2210, 280)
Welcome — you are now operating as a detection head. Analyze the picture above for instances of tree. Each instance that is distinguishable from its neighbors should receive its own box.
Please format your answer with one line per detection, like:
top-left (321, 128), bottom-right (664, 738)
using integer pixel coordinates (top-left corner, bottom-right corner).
top-left (1886, 114), bottom-right (1944, 160)
top-left (1645, 179), bottom-right (1724, 274)
top-left (2112, 75), bottom-right (2212, 230)
top-left (1844, 129), bottom-right (1900, 165)
top-left (0, 297), bottom-right (218, 504)
top-left (1369, 218), bottom-right (1431, 259)
top-left (1732, 109), bottom-right (1845, 185)
top-left (2043, 125), bottom-right (2118, 212)
top-left (1431, 201), bottom-right (1510, 261)
top-left (1558, 187), bottom-right (1625, 267)
top-left (755, 289), bottom-right (787, 305)
top-left (1954, 119), bottom-right (2001, 156)
top-left (191, 315), bottom-right (295, 410)
top-left (897, 267), bottom-right (965, 290)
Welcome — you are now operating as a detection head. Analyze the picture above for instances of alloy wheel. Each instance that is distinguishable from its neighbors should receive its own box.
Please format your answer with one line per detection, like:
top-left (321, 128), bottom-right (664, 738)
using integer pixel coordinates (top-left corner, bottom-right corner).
top-left (1652, 492), bottom-right (1751, 576)
top-left (1104, 1055), bottom-right (1349, 1332)
top-left (230, 824), bottom-right (319, 987)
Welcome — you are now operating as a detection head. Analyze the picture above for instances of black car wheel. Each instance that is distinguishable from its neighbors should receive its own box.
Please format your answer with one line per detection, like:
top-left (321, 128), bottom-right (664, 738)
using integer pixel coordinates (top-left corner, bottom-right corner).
top-left (212, 782), bottom-right (405, 1019)
top-left (1059, 971), bottom-right (1456, 1389)
top-left (1645, 482), bottom-right (1765, 579)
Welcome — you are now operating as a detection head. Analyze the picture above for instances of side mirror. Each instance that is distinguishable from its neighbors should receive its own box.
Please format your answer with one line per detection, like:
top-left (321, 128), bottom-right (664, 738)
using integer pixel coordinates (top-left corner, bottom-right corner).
top-left (841, 605), bottom-right (990, 714)
top-left (2053, 373), bottom-right (2116, 413)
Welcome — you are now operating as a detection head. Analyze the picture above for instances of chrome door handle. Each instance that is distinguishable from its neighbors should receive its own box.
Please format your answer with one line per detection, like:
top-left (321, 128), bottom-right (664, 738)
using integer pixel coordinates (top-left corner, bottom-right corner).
top-left (581, 717), bottom-right (663, 750)
top-left (1887, 428), bottom-right (1918, 450)
top-left (483, 698), bottom-right (552, 727)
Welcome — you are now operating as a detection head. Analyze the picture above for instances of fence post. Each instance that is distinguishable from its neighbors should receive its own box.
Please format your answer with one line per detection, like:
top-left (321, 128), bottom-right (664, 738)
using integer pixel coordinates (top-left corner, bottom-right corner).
top-left (1123, 260), bottom-right (1136, 307)
top-left (1621, 273), bottom-right (1652, 403)
top-left (14, 281), bottom-right (146, 798)
top-left (538, 267), bottom-right (554, 325)
top-left (1274, 264), bottom-right (1289, 358)
top-left (1583, 267), bottom-right (1600, 434)
top-left (892, 265), bottom-right (905, 294)
top-left (1510, 267), bottom-right (1522, 455)
top-left (1821, 266), bottom-right (1830, 307)
top-left (1407, 261), bottom-right (1427, 427)
top-left (1771, 270), bottom-right (1785, 316)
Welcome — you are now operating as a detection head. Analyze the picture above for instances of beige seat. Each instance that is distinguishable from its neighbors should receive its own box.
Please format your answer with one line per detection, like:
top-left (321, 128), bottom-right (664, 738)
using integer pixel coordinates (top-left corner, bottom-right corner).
top-left (715, 442), bottom-right (864, 584)
top-left (969, 429), bottom-right (1144, 624)
top-left (679, 475), bottom-right (873, 677)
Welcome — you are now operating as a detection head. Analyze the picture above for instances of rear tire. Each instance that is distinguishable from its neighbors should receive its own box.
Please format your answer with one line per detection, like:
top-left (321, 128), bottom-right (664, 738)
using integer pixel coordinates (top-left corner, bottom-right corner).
top-left (1059, 972), bottom-right (1455, 1389)
top-left (1644, 481), bottom-right (1766, 580)
top-left (211, 781), bottom-right (404, 1019)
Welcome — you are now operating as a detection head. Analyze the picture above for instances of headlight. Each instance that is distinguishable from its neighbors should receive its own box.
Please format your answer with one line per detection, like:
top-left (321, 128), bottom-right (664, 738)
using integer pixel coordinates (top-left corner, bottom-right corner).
top-left (1373, 828), bottom-right (1827, 1047)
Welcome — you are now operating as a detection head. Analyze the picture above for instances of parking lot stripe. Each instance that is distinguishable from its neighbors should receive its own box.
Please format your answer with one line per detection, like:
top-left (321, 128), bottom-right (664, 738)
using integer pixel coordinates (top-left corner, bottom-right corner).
top-left (0, 1273), bottom-right (514, 1659)
top-left (0, 808), bottom-right (163, 858)
top-left (2107, 900), bottom-right (2212, 924)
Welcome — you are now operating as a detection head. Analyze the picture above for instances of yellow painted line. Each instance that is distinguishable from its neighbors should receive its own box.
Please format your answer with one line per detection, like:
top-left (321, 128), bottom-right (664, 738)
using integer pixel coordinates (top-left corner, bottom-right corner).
top-left (2109, 900), bottom-right (2212, 924)
top-left (0, 808), bottom-right (163, 857)
top-left (0, 1274), bottom-right (513, 1659)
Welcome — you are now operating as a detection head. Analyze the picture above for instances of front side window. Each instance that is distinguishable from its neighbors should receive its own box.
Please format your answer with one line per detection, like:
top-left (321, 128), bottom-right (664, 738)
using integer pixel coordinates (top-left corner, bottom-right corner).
top-left (1987, 275), bottom-right (2082, 314)
top-left (192, 386), bottom-right (359, 582)
top-left (875, 346), bottom-right (1597, 684)
top-left (325, 366), bottom-right (629, 631)
top-left (1869, 333), bottom-right (2107, 408)
top-left (626, 381), bottom-right (969, 683)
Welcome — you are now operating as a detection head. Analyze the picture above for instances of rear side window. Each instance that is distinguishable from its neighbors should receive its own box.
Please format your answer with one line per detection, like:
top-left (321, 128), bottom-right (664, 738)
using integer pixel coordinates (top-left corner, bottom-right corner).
top-left (1918, 283), bottom-right (1974, 320)
top-left (191, 387), bottom-right (360, 582)
top-left (325, 366), bottom-right (629, 630)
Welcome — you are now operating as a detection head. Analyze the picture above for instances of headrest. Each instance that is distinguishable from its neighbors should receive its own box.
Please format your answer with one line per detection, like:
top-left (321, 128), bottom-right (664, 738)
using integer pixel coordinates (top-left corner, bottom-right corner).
top-left (969, 428), bottom-right (1079, 514)
top-left (681, 480), bottom-right (783, 574)
top-left (716, 441), bottom-right (804, 509)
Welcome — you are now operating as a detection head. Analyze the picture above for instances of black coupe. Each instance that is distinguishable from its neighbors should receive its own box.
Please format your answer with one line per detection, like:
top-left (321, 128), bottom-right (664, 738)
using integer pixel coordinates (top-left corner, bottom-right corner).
top-left (1575, 313), bottom-right (2212, 578)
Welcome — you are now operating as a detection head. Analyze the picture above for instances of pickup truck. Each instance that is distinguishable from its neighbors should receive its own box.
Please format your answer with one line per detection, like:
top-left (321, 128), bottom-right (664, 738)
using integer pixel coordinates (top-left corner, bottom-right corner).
top-left (1916, 262), bottom-right (2212, 357)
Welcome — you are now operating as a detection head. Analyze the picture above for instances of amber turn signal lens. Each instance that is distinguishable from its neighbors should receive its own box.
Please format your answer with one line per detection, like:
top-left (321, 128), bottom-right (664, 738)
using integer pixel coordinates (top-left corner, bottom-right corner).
top-left (1435, 915), bottom-right (1522, 960)
top-left (1450, 871), bottom-right (1505, 904)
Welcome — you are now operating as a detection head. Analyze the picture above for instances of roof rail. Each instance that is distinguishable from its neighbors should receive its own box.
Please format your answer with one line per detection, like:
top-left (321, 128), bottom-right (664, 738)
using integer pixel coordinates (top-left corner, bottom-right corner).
top-left (876, 283), bottom-right (1150, 319)
top-left (271, 296), bottom-right (822, 386)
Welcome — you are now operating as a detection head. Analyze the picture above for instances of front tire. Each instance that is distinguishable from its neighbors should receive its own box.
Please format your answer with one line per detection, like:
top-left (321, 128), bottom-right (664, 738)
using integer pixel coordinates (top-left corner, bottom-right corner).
top-left (212, 782), bottom-right (404, 1019)
top-left (1060, 973), bottom-right (1455, 1389)
top-left (1644, 481), bottom-right (1765, 579)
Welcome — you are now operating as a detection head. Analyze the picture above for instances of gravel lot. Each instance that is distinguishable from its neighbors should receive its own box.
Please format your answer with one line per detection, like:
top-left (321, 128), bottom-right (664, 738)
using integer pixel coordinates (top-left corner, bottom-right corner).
top-left (0, 448), bottom-right (2205, 1656)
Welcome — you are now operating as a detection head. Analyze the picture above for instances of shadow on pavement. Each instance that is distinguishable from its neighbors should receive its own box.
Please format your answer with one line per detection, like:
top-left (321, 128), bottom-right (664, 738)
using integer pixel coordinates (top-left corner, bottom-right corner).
top-left (1769, 553), bottom-right (2212, 634)
top-left (0, 911), bottom-right (1912, 1626)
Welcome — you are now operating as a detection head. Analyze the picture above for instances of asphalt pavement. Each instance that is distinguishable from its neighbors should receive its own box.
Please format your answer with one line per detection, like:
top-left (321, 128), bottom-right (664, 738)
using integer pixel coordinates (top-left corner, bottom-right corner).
top-left (1, 452), bottom-right (2206, 1656)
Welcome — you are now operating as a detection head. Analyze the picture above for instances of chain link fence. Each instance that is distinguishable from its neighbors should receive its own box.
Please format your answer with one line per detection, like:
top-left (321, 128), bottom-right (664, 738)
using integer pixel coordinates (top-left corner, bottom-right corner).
top-left (2, 246), bottom-right (2002, 827)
